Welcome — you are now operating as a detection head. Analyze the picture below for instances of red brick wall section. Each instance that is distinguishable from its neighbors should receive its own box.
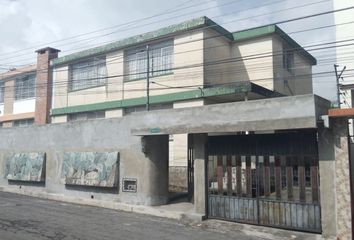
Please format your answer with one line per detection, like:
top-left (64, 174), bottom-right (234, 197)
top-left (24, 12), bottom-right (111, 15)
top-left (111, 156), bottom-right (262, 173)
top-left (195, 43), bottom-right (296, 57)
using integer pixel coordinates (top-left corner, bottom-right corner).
top-left (34, 48), bottom-right (60, 125)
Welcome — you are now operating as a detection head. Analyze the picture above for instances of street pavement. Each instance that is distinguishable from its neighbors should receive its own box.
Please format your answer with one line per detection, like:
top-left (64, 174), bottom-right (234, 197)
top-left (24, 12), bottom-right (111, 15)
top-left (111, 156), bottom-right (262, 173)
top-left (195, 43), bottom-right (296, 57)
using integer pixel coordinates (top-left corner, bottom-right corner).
top-left (0, 191), bottom-right (318, 240)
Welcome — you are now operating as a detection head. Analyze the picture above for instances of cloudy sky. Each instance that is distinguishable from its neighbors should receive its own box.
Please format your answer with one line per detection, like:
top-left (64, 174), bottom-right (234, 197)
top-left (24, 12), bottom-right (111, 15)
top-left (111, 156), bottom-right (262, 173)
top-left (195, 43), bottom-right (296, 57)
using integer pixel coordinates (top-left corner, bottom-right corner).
top-left (0, 0), bottom-right (345, 100)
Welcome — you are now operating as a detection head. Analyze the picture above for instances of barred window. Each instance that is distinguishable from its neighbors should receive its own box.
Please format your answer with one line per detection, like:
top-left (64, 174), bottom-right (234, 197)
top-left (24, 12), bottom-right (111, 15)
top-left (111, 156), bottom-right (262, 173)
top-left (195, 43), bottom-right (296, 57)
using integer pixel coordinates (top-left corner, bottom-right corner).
top-left (0, 82), bottom-right (4, 103)
top-left (125, 40), bottom-right (173, 81)
top-left (69, 56), bottom-right (107, 91)
top-left (15, 73), bottom-right (36, 100)
top-left (283, 45), bottom-right (294, 73)
top-left (68, 110), bottom-right (105, 122)
top-left (13, 118), bottom-right (34, 127)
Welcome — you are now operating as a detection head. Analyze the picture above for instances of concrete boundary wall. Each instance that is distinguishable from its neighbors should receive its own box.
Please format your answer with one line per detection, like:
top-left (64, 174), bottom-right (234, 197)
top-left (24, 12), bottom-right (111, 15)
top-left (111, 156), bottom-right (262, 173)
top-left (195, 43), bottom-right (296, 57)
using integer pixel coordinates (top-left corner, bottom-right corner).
top-left (0, 94), bottom-right (329, 208)
top-left (0, 116), bottom-right (169, 206)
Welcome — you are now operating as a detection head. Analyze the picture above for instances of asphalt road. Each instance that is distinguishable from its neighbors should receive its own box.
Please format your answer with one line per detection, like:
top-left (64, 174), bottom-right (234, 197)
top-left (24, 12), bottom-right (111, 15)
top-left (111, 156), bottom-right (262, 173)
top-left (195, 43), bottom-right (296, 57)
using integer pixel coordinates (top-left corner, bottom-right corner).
top-left (0, 191), bottom-right (264, 240)
top-left (0, 191), bottom-right (318, 240)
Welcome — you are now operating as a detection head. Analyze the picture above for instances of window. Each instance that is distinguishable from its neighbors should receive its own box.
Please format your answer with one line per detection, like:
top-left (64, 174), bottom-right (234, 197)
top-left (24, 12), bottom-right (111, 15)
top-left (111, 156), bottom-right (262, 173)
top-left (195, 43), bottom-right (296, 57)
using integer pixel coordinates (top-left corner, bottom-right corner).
top-left (13, 119), bottom-right (34, 127)
top-left (282, 45), bottom-right (294, 73)
top-left (0, 82), bottom-right (4, 103)
top-left (125, 40), bottom-right (173, 81)
top-left (69, 56), bottom-right (107, 91)
top-left (68, 110), bottom-right (105, 122)
top-left (15, 73), bottom-right (36, 100)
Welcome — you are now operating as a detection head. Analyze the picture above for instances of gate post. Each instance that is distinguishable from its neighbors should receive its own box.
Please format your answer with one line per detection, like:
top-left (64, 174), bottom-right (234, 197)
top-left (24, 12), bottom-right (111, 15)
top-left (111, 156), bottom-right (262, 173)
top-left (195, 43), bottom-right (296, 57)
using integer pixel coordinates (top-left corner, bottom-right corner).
top-left (318, 118), bottom-right (352, 239)
top-left (193, 133), bottom-right (207, 215)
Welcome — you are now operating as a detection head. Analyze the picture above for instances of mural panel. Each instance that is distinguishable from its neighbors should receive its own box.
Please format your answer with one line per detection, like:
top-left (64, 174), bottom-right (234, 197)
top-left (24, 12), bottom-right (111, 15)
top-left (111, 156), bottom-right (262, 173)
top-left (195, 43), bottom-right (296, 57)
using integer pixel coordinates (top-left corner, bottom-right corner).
top-left (62, 152), bottom-right (119, 187)
top-left (5, 152), bottom-right (46, 182)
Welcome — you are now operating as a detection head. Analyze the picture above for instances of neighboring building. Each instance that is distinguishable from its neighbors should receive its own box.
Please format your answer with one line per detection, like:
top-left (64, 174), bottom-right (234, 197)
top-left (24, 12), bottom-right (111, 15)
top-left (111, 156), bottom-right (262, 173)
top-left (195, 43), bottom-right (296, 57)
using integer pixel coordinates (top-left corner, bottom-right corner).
top-left (334, 0), bottom-right (354, 145)
top-left (334, 0), bottom-right (354, 69)
top-left (49, 17), bottom-right (316, 190)
top-left (334, 0), bottom-right (354, 108)
top-left (0, 47), bottom-right (60, 128)
top-left (0, 65), bottom-right (38, 128)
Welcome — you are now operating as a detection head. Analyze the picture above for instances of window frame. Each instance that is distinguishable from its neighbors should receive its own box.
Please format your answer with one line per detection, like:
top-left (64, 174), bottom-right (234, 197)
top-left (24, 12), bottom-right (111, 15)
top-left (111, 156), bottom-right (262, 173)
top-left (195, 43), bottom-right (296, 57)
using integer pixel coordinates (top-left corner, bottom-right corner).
top-left (282, 44), bottom-right (295, 74)
top-left (68, 110), bottom-right (106, 122)
top-left (0, 81), bottom-right (4, 104)
top-left (68, 56), bottom-right (108, 92)
top-left (124, 39), bottom-right (174, 82)
top-left (13, 118), bottom-right (34, 127)
top-left (14, 72), bottom-right (36, 101)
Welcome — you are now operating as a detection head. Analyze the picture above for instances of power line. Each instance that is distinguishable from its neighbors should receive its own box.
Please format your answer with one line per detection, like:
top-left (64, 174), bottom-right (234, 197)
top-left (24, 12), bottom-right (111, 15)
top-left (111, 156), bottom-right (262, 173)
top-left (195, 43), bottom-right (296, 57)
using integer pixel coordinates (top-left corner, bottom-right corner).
top-left (0, 0), bottom-right (247, 61)
top-left (1, 5), bottom-right (352, 99)
top-left (0, 70), bottom-right (348, 101)
top-left (0, 0), bottom-right (208, 58)
top-left (0, 0), bottom-right (329, 64)
top-left (3, 22), bottom-right (352, 79)
top-left (1, 36), bottom-right (352, 94)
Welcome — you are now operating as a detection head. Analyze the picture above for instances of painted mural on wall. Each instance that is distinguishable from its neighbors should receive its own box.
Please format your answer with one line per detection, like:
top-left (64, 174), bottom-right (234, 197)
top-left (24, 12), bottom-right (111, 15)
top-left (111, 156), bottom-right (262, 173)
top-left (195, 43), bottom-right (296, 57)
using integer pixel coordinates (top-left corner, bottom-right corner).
top-left (62, 152), bottom-right (119, 187)
top-left (5, 152), bottom-right (46, 182)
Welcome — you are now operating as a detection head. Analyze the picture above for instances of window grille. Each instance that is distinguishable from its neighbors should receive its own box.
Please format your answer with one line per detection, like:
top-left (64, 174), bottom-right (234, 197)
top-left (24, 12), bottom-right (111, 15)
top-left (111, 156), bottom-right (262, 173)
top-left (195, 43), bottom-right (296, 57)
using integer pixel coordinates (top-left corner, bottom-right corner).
top-left (13, 118), bottom-right (34, 127)
top-left (68, 110), bottom-right (106, 122)
top-left (282, 45), bottom-right (295, 73)
top-left (15, 73), bottom-right (36, 100)
top-left (0, 82), bottom-right (4, 103)
top-left (69, 56), bottom-right (107, 91)
top-left (125, 40), bottom-right (173, 81)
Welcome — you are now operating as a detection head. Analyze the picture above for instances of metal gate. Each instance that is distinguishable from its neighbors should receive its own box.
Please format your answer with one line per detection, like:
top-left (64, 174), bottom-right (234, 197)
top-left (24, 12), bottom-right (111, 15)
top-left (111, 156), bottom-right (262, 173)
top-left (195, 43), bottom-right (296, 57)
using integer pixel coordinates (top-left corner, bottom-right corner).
top-left (207, 132), bottom-right (321, 233)
top-left (187, 134), bottom-right (194, 201)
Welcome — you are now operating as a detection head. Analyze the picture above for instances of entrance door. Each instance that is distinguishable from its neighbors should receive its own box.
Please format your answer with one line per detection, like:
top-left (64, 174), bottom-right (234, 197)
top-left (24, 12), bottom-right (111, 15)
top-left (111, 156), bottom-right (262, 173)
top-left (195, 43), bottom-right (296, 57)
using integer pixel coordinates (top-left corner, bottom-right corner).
top-left (207, 132), bottom-right (321, 233)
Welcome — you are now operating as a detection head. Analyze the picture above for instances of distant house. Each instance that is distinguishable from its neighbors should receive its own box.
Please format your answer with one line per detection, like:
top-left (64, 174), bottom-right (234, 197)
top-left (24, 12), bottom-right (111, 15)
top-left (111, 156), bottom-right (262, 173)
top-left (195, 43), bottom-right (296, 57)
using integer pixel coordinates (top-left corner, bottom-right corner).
top-left (0, 65), bottom-right (37, 128)
top-left (0, 48), bottom-right (59, 128)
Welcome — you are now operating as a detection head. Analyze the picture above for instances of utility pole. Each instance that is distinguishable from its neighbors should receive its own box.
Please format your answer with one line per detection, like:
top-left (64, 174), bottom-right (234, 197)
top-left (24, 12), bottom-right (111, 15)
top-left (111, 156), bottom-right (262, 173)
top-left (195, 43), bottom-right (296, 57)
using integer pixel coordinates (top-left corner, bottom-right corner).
top-left (146, 45), bottom-right (150, 111)
top-left (334, 64), bottom-right (346, 108)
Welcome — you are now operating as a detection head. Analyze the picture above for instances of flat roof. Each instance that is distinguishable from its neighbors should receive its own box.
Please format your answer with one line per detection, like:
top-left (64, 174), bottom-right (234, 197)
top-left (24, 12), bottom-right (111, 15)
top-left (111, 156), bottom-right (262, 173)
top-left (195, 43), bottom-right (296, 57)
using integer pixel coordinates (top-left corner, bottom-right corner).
top-left (328, 108), bottom-right (354, 118)
top-left (0, 65), bottom-right (37, 82)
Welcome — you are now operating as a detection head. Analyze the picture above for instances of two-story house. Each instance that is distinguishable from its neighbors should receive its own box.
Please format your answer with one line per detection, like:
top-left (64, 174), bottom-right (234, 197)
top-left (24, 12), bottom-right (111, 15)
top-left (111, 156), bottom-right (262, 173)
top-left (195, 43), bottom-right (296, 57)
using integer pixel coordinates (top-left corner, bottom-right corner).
top-left (47, 16), bottom-right (316, 192)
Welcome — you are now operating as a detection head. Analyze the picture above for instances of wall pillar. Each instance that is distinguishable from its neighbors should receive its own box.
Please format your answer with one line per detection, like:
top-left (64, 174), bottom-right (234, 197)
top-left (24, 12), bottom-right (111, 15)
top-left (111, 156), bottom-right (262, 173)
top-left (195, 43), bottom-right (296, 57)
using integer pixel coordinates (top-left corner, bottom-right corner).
top-left (318, 118), bottom-right (352, 239)
top-left (193, 133), bottom-right (207, 214)
top-left (34, 47), bottom-right (60, 125)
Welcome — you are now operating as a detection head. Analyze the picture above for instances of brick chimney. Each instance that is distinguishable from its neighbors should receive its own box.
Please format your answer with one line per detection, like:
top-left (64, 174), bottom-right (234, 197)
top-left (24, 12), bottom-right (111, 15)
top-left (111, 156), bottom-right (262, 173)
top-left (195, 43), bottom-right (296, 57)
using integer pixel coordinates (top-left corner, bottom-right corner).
top-left (34, 47), bottom-right (60, 125)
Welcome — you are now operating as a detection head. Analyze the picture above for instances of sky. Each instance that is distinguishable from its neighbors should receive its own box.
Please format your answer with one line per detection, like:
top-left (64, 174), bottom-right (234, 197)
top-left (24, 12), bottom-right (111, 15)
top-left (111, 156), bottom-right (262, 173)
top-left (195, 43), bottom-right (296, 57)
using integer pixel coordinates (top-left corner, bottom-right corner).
top-left (0, 0), bottom-right (343, 101)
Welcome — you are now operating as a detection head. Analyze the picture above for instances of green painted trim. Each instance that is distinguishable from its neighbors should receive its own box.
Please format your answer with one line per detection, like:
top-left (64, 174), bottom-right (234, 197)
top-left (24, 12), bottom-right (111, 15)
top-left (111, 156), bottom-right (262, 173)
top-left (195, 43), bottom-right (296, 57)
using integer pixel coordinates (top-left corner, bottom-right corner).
top-left (51, 83), bottom-right (254, 116)
top-left (232, 25), bottom-right (276, 42)
top-left (232, 25), bottom-right (316, 65)
top-left (51, 17), bottom-right (232, 67)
